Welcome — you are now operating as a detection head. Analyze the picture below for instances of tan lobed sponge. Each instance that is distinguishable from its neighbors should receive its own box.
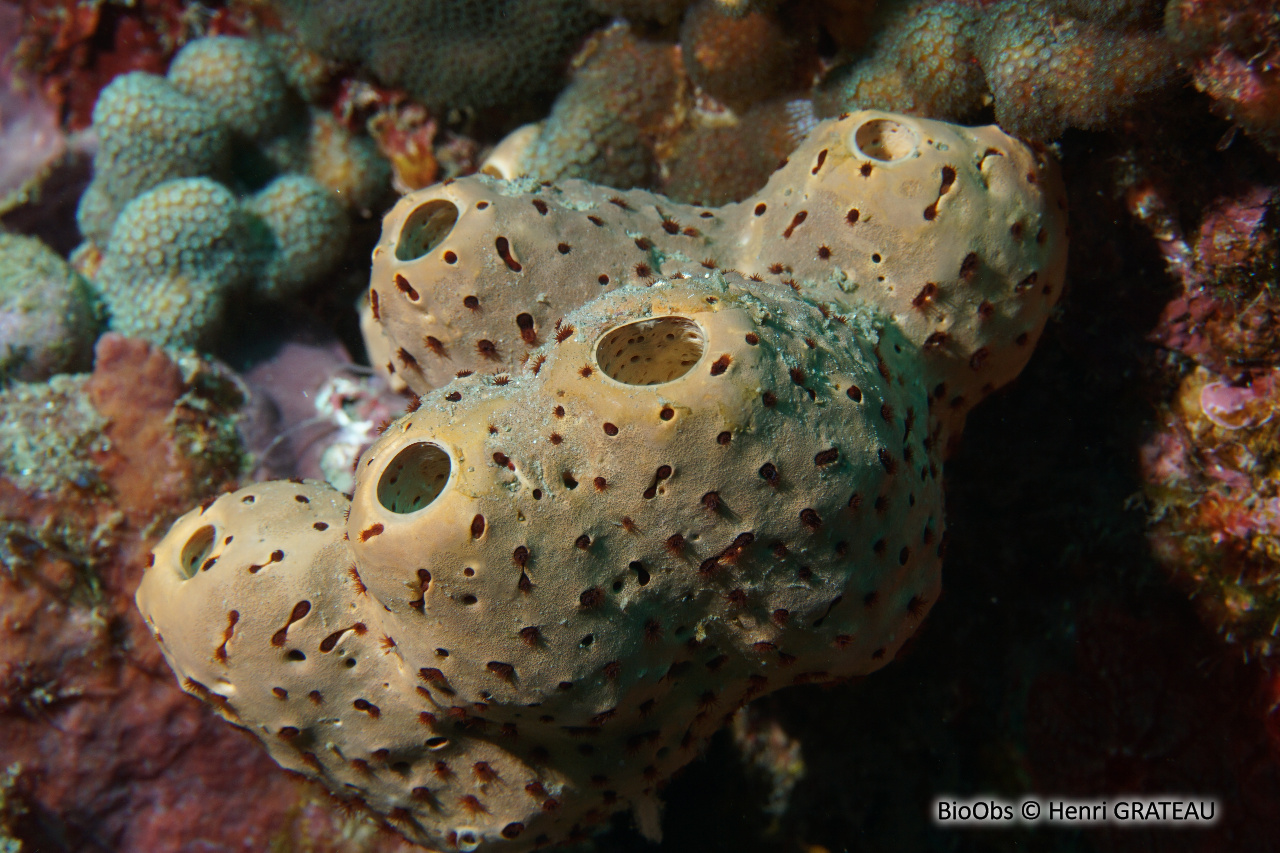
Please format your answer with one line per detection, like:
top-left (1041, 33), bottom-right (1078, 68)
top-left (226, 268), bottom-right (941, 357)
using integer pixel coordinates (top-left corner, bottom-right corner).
top-left (140, 271), bottom-right (943, 852)
top-left (140, 110), bottom-right (1066, 852)
top-left (368, 110), bottom-right (1066, 441)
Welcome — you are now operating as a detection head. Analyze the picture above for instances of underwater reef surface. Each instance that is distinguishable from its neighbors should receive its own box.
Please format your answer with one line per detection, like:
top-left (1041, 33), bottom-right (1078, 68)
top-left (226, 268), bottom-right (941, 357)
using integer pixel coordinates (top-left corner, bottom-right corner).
top-left (1, 0), bottom-right (1279, 851)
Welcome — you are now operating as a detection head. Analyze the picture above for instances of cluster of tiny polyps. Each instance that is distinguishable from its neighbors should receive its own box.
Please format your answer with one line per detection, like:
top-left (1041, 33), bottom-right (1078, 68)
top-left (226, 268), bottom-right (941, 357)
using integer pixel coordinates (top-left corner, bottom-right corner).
top-left (137, 112), bottom-right (1067, 852)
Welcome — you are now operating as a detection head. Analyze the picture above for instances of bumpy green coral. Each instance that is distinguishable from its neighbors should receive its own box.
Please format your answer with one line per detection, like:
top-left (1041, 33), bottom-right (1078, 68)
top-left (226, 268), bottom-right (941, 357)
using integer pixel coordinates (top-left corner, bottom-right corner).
top-left (977, 1), bottom-right (1176, 138)
top-left (820, 1), bottom-right (985, 121)
top-left (679, 0), bottom-right (801, 112)
top-left (245, 175), bottom-right (350, 300)
top-left (0, 233), bottom-right (100, 382)
top-left (95, 179), bottom-right (249, 349)
top-left (279, 0), bottom-right (603, 111)
top-left (166, 36), bottom-right (297, 143)
top-left (816, 0), bottom-right (1177, 139)
top-left (77, 73), bottom-right (230, 245)
top-left (77, 35), bottom-right (389, 348)
top-left (260, 32), bottom-right (336, 104)
top-left (521, 24), bottom-right (681, 188)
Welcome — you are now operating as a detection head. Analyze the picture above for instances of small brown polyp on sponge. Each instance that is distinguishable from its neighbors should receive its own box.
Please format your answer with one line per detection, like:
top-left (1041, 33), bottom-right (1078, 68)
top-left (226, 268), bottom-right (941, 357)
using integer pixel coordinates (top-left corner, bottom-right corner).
top-left (139, 111), bottom-right (1067, 852)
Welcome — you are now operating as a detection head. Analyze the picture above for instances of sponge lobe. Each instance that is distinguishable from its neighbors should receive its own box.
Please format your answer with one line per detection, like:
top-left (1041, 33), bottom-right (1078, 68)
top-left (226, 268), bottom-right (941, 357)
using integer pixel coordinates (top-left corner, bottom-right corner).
top-left (371, 111), bottom-right (1068, 437)
top-left (350, 273), bottom-right (939, 709)
top-left (138, 111), bottom-right (1071, 853)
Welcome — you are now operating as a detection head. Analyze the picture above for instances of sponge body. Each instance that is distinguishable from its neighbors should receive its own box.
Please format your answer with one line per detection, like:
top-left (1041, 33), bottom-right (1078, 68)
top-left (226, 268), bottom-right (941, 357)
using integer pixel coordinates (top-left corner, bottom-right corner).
top-left (139, 111), bottom-right (1067, 852)
top-left (140, 272), bottom-right (941, 852)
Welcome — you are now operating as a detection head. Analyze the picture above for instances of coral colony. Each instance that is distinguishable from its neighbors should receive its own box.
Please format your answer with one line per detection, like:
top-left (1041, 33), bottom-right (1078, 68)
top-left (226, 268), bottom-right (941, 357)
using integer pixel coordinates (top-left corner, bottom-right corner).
top-left (76, 36), bottom-right (383, 348)
top-left (138, 112), bottom-right (1067, 851)
top-left (2, 0), bottom-right (1280, 850)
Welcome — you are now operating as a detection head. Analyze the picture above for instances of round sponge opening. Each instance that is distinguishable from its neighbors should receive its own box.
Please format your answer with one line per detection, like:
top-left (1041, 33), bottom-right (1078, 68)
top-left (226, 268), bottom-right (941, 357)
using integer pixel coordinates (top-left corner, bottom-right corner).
top-left (596, 316), bottom-right (706, 386)
top-left (395, 199), bottom-right (459, 261)
top-left (377, 442), bottom-right (452, 514)
top-left (179, 525), bottom-right (216, 579)
top-left (853, 118), bottom-right (918, 163)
